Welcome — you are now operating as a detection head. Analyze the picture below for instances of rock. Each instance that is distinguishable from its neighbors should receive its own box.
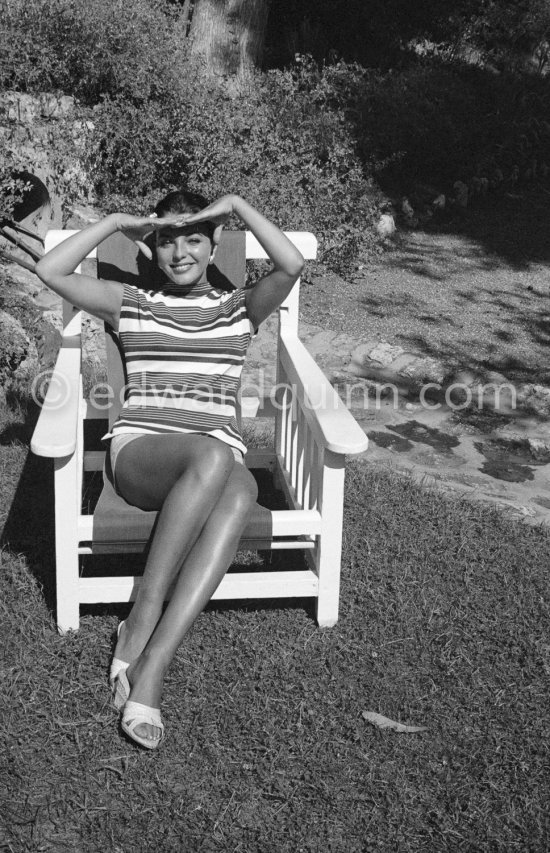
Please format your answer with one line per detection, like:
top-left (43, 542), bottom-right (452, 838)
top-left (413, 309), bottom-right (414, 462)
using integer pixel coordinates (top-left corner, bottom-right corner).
top-left (399, 356), bottom-right (447, 385)
top-left (34, 288), bottom-right (62, 311)
top-left (0, 262), bottom-right (39, 300)
top-left (65, 205), bottom-right (100, 229)
top-left (0, 309), bottom-right (39, 383)
top-left (517, 383), bottom-right (550, 417)
top-left (453, 181), bottom-right (469, 208)
top-left (39, 93), bottom-right (75, 119)
top-left (376, 214), bottom-right (396, 239)
top-left (82, 315), bottom-right (106, 373)
top-left (527, 438), bottom-right (550, 459)
top-left (351, 341), bottom-right (405, 370)
top-left (1, 91), bottom-right (75, 123)
top-left (401, 198), bottom-right (417, 226)
top-left (347, 340), bottom-right (447, 386)
top-left (35, 313), bottom-right (62, 368)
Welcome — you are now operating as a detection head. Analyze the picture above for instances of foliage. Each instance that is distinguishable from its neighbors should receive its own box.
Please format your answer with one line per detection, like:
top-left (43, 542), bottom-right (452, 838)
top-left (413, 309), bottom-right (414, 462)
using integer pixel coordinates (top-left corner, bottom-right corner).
top-left (0, 163), bottom-right (31, 222)
top-left (88, 54), bottom-right (550, 270)
top-left (0, 0), bottom-right (188, 105)
top-left (89, 58), bottom-right (385, 272)
top-left (350, 62), bottom-right (550, 194)
top-left (266, 0), bottom-right (550, 73)
top-left (463, 0), bottom-right (550, 74)
top-left (0, 104), bottom-right (91, 224)
top-left (2, 0), bottom-right (550, 269)
top-left (3, 0), bottom-right (549, 88)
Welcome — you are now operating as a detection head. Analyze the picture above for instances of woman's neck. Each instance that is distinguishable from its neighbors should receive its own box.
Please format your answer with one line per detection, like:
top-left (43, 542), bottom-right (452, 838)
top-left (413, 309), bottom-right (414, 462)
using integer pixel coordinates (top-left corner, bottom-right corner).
top-left (161, 277), bottom-right (211, 297)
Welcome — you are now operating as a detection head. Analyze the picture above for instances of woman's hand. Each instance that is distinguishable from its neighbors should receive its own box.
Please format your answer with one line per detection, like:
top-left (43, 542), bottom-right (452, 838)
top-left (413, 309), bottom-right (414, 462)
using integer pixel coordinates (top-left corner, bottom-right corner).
top-left (176, 195), bottom-right (238, 245)
top-left (115, 213), bottom-right (181, 260)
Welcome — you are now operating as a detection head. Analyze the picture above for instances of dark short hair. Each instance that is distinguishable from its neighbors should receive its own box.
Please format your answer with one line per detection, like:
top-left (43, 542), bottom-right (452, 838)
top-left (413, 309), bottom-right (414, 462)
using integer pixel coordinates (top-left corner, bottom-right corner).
top-left (154, 189), bottom-right (214, 240)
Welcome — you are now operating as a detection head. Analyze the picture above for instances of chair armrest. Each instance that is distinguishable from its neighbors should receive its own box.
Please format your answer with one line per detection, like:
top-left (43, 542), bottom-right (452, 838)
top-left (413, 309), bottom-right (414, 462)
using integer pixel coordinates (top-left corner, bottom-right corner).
top-left (279, 330), bottom-right (369, 456)
top-left (30, 337), bottom-right (82, 458)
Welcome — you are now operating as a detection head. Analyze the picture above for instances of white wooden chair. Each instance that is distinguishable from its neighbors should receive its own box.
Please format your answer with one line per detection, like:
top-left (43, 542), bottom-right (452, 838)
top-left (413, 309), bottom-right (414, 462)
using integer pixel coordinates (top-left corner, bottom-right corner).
top-left (31, 229), bottom-right (369, 633)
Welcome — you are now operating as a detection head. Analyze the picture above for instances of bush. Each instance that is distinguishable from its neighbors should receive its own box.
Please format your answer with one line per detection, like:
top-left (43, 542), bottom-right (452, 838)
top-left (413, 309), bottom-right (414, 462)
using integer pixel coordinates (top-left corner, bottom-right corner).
top-left (0, 104), bottom-right (91, 223)
top-left (322, 60), bottom-right (550, 197)
top-left (89, 58), bottom-right (385, 272)
top-left (4, 0), bottom-right (550, 270)
top-left (0, 0), bottom-right (188, 106)
top-left (88, 53), bottom-right (550, 269)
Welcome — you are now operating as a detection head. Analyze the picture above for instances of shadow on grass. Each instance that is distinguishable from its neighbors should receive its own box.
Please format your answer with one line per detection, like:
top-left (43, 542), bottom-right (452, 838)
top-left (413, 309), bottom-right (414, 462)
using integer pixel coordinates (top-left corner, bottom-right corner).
top-left (0, 400), bottom-right (57, 615)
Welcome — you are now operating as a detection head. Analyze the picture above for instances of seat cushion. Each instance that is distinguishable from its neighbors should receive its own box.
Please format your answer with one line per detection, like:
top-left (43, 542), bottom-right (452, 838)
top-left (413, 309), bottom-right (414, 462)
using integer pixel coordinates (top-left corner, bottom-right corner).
top-left (91, 466), bottom-right (273, 554)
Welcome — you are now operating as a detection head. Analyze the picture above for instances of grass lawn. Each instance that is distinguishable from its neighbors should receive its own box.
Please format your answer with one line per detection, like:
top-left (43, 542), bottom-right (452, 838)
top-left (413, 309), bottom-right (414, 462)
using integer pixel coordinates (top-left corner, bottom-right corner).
top-left (1, 395), bottom-right (549, 852)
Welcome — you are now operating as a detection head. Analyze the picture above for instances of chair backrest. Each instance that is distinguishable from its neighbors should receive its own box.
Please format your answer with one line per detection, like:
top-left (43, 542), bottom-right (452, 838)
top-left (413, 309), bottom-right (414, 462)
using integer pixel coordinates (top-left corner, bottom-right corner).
top-left (96, 230), bottom-right (247, 430)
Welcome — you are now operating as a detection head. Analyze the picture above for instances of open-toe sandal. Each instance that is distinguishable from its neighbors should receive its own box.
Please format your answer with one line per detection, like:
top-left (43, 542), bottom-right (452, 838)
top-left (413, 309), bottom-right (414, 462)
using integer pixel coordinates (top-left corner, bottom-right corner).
top-left (121, 701), bottom-right (165, 750)
top-left (113, 669), bottom-right (131, 711)
top-left (109, 621), bottom-right (130, 707)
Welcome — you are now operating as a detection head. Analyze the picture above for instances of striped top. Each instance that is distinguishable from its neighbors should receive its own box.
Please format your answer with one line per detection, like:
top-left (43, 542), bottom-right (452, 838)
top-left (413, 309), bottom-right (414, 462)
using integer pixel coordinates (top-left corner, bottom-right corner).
top-left (105, 279), bottom-right (254, 455)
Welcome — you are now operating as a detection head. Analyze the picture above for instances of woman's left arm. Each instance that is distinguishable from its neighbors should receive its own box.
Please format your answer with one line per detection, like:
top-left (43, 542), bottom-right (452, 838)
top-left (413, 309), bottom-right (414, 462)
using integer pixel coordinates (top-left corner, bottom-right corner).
top-left (182, 195), bottom-right (305, 327)
top-left (231, 196), bottom-right (304, 327)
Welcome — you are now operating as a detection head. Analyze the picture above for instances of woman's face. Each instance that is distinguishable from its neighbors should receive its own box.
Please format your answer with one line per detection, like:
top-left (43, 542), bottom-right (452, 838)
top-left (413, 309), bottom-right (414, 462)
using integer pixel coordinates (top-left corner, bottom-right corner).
top-left (155, 220), bottom-right (213, 287)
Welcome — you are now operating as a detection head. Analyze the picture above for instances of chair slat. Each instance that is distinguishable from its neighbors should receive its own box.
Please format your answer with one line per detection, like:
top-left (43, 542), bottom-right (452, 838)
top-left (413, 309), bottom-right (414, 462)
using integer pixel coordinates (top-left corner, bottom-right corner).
top-left (78, 569), bottom-right (319, 604)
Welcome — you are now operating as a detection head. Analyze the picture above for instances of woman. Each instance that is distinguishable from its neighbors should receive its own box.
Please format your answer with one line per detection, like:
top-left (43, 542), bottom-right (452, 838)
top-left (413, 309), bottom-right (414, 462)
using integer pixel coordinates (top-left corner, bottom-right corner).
top-left (35, 191), bottom-right (305, 748)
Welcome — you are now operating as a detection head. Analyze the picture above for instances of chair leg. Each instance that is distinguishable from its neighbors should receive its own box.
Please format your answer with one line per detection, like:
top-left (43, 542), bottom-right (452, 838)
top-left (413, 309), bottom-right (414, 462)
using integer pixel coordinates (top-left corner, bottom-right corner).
top-left (314, 450), bottom-right (345, 628)
top-left (315, 539), bottom-right (342, 628)
top-left (54, 455), bottom-right (80, 633)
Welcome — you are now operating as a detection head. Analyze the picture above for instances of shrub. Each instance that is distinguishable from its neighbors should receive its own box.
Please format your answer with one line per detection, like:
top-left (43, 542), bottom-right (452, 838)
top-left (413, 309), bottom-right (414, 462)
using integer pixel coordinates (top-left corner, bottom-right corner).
top-left (0, 163), bottom-right (31, 222)
top-left (0, 104), bottom-right (91, 224)
top-left (5, 0), bottom-right (549, 271)
top-left (0, 0), bottom-right (188, 106)
top-left (89, 58), bottom-right (385, 272)
top-left (323, 60), bottom-right (550, 197)
top-left (89, 53), bottom-right (550, 273)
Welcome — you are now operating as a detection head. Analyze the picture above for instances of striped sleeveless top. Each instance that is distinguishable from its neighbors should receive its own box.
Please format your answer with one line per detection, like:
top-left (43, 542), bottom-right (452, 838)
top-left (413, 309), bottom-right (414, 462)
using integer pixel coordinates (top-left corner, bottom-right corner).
top-left (106, 279), bottom-right (254, 455)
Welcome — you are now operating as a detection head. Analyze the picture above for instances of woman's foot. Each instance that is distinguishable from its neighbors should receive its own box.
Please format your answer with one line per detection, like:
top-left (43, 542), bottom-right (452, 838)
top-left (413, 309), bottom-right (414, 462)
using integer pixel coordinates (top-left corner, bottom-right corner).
top-left (122, 700), bottom-right (164, 750)
top-left (120, 655), bottom-right (165, 745)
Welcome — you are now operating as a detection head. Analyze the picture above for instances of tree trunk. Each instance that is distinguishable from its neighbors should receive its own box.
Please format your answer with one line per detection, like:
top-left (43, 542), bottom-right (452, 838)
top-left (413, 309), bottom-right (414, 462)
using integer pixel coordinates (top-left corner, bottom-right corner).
top-left (189, 0), bottom-right (270, 80)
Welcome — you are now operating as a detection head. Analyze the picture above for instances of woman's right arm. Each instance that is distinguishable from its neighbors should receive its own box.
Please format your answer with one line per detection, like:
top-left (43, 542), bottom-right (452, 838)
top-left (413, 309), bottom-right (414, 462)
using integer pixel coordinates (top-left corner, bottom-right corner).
top-left (34, 213), bottom-right (125, 329)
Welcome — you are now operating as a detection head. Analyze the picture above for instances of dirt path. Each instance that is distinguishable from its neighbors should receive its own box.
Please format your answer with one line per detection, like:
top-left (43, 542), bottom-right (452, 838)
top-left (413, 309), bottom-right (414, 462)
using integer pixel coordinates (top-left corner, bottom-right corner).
top-left (246, 191), bottom-right (550, 525)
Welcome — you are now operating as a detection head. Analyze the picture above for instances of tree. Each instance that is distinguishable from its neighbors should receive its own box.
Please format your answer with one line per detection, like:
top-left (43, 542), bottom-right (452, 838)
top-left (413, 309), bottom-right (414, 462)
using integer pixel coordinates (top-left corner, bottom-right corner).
top-left (466, 0), bottom-right (550, 74)
top-left (189, 0), bottom-right (271, 81)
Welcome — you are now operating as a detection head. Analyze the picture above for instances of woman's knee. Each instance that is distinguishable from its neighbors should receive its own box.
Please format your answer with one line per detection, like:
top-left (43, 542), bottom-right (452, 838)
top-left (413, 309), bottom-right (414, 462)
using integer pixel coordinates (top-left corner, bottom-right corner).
top-left (222, 467), bottom-right (258, 518)
top-left (185, 438), bottom-right (235, 486)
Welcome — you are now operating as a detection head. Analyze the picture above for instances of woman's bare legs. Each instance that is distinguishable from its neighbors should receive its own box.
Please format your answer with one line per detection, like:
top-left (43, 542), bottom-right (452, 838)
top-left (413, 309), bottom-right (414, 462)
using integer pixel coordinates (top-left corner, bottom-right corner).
top-left (111, 434), bottom-right (258, 740)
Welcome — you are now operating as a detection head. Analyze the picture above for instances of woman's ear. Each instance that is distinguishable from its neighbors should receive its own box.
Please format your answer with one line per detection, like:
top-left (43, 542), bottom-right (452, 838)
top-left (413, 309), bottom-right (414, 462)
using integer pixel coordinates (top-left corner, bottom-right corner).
top-left (209, 245), bottom-right (217, 264)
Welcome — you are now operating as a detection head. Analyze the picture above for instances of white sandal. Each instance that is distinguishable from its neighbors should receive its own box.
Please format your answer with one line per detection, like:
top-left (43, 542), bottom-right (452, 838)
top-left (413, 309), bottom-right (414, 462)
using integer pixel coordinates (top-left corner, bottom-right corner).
top-left (113, 669), bottom-right (131, 711)
top-left (109, 621), bottom-right (130, 706)
top-left (121, 701), bottom-right (165, 750)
